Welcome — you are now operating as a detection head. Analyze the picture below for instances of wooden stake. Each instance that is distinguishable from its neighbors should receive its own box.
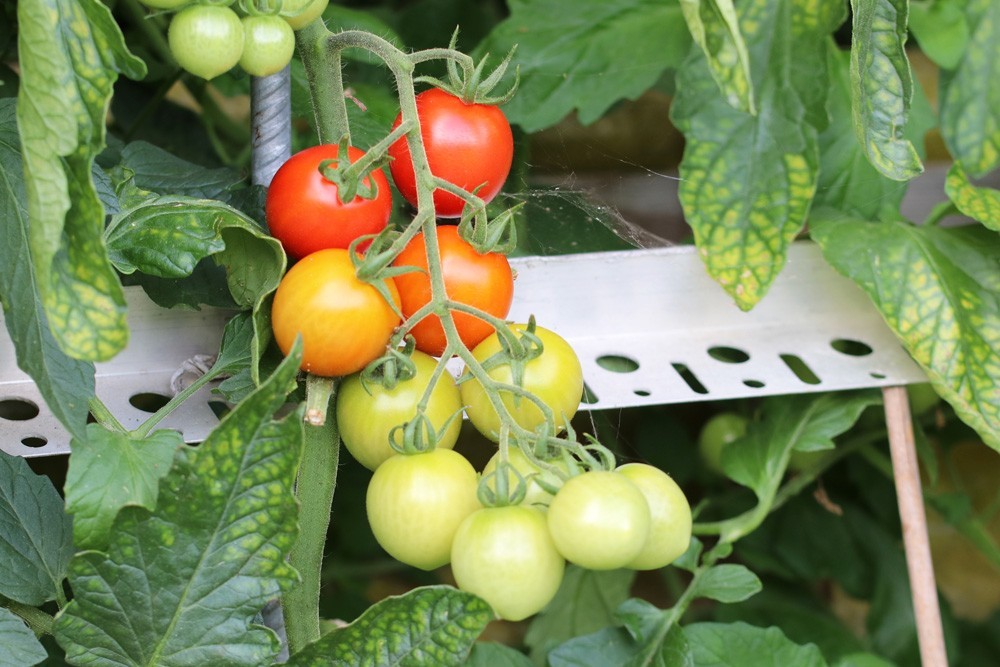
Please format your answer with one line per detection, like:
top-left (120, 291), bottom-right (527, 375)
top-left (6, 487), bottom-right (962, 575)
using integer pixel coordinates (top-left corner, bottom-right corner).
top-left (883, 385), bottom-right (948, 667)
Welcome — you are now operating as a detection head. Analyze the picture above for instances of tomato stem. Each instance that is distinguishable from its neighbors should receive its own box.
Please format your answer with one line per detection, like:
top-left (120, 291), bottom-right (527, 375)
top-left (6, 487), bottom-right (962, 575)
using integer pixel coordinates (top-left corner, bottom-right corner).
top-left (284, 377), bottom-right (340, 654)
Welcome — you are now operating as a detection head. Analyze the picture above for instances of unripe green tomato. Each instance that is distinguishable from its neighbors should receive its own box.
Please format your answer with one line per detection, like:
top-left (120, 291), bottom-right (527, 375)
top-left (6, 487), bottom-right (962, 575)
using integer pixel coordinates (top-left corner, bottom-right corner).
top-left (366, 448), bottom-right (481, 571)
top-left (168, 6), bottom-right (244, 80)
top-left (337, 351), bottom-right (463, 471)
top-left (616, 463), bottom-right (692, 569)
top-left (461, 324), bottom-right (584, 442)
top-left (239, 15), bottom-right (295, 77)
top-left (280, 0), bottom-right (329, 30)
top-left (546, 470), bottom-right (650, 570)
top-left (481, 447), bottom-right (567, 509)
top-left (697, 412), bottom-right (749, 474)
top-left (451, 506), bottom-right (565, 621)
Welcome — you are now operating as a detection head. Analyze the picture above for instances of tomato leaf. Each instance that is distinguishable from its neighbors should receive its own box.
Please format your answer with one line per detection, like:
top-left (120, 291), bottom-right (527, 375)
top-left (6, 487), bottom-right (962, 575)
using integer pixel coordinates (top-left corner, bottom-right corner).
top-left (945, 162), bottom-right (1000, 232)
top-left (285, 586), bottom-right (493, 666)
top-left (547, 627), bottom-right (644, 667)
top-left (63, 426), bottom-right (181, 552)
top-left (465, 642), bottom-right (534, 667)
top-left (0, 98), bottom-right (94, 441)
top-left (811, 215), bottom-right (1000, 452)
top-left (473, 0), bottom-right (691, 132)
top-left (0, 608), bottom-right (47, 667)
top-left (53, 348), bottom-right (304, 667)
top-left (684, 621), bottom-right (829, 666)
top-left (678, 0), bottom-right (756, 114)
top-left (525, 566), bottom-right (635, 663)
top-left (15, 0), bottom-right (145, 362)
top-left (938, 0), bottom-right (1000, 178)
top-left (814, 47), bottom-right (934, 220)
top-left (118, 141), bottom-right (248, 202)
top-left (690, 564), bottom-right (762, 604)
top-left (671, 0), bottom-right (845, 310)
top-left (0, 453), bottom-right (73, 606)
top-left (849, 0), bottom-right (923, 181)
top-left (214, 312), bottom-right (264, 403)
top-left (908, 0), bottom-right (970, 70)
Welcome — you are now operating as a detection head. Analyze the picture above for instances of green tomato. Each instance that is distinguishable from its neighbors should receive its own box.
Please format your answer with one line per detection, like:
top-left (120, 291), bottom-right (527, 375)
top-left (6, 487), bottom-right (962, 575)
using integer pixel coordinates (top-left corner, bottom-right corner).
top-left (337, 351), bottom-right (463, 471)
top-left (616, 463), bottom-right (692, 569)
top-left (451, 505), bottom-right (565, 621)
top-left (546, 470), bottom-right (650, 570)
top-left (280, 0), bottom-right (329, 30)
top-left (239, 15), bottom-right (295, 77)
top-left (366, 448), bottom-right (480, 570)
top-left (461, 324), bottom-right (584, 441)
top-left (481, 447), bottom-right (568, 509)
top-left (168, 6), bottom-right (244, 80)
top-left (697, 412), bottom-right (749, 474)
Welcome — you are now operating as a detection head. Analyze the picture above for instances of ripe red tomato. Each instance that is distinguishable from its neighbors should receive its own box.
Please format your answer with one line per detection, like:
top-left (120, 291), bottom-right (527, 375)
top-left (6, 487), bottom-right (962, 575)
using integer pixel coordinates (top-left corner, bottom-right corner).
top-left (451, 505), bottom-right (565, 621)
top-left (388, 88), bottom-right (513, 218)
top-left (270, 249), bottom-right (400, 377)
top-left (265, 144), bottom-right (393, 260)
top-left (366, 448), bottom-right (481, 570)
top-left (392, 225), bottom-right (513, 356)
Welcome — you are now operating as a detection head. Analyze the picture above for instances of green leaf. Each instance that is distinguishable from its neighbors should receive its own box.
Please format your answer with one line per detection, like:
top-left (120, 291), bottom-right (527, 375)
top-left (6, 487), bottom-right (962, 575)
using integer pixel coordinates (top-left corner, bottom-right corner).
top-left (466, 642), bottom-right (534, 667)
top-left (119, 141), bottom-right (246, 201)
top-left (16, 0), bottom-right (145, 361)
top-left (524, 566), bottom-right (635, 664)
top-left (811, 215), bottom-right (1000, 451)
top-left (616, 597), bottom-right (666, 644)
top-left (691, 564), bottom-right (762, 604)
top-left (832, 653), bottom-right (897, 667)
top-left (814, 46), bottom-right (934, 220)
top-left (945, 162), bottom-right (1000, 231)
top-left (0, 98), bottom-right (94, 440)
top-left (63, 426), bottom-right (181, 551)
top-left (684, 621), bottom-right (828, 666)
top-left (0, 607), bottom-right (47, 667)
top-left (285, 586), bottom-right (493, 666)
top-left (908, 0), bottom-right (970, 69)
top-left (678, 0), bottom-right (756, 114)
top-left (547, 627), bottom-right (642, 667)
top-left (671, 0), bottom-right (846, 310)
top-left (849, 0), bottom-right (923, 181)
top-left (938, 0), bottom-right (1000, 178)
top-left (212, 312), bottom-right (260, 402)
top-left (53, 348), bottom-right (304, 667)
top-left (0, 453), bottom-right (73, 606)
top-left (473, 0), bottom-right (691, 132)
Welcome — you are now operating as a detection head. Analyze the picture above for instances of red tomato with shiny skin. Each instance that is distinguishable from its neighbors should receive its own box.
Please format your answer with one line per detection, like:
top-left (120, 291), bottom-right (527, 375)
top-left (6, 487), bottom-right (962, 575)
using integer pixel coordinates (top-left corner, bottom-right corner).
top-left (392, 225), bottom-right (513, 356)
top-left (265, 144), bottom-right (393, 259)
top-left (270, 249), bottom-right (400, 377)
top-left (388, 89), bottom-right (513, 218)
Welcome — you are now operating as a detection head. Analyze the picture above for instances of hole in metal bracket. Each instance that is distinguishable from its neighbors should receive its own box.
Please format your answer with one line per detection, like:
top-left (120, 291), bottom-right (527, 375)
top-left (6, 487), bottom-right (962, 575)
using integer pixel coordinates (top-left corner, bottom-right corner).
top-left (708, 346), bottom-right (750, 363)
top-left (672, 363), bottom-right (708, 395)
top-left (581, 383), bottom-right (599, 405)
top-left (831, 338), bottom-right (873, 356)
top-left (743, 379), bottom-right (765, 389)
top-left (634, 389), bottom-right (651, 397)
top-left (129, 392), bottom-right (172, 414)
top-left (21, 436), bottom-right (48, 448)
top-left (0, 398), bottom-right (40, 421)
top-left (596, 355), bottom-right (639, 373)
top-left (870, 371), bottom-right (886, 379)
top-left (780, 354), bottom-right (821, 385)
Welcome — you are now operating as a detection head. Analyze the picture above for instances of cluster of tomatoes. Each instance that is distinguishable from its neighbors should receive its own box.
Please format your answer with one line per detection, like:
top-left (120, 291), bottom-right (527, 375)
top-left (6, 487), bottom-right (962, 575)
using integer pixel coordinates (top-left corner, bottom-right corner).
top-left (141, 0), bottom-right (329, 79)
top-left (265, 87), bottom-right (692, 621)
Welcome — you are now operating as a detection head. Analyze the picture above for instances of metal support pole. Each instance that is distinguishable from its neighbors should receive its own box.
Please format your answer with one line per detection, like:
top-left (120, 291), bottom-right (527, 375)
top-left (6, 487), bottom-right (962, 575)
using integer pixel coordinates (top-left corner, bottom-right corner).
top-left (883, 385), bottom-right (948, 666)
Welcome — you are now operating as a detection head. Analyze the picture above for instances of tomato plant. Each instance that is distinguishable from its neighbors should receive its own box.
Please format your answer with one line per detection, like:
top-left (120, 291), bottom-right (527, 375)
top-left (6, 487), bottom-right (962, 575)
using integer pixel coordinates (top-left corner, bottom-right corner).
top-left (461, 323), bottom-right (584, 441)
top-left (481, 446), bottom-right (566, 509)
top-left (546, 470), bottom-right (651, 570)
top-left (365, 448), bottom-right (481, 571)
top-left (270, 248), bottom-right (400, 377)
top-left (239, 15), bottom-right (296, 78)
top-left (450, 505), bottom-right (565, 621)
top-left (279, 0), bottom-right (330, 30)
top-left (616, 462), bottom-right (692, 570)
top-left (167, 5), bottom-right (244, 80)
top-left (336, 350), bottom-right (463, 471)
top-left (392, 224), bottom-right (513, 356)
top-left (265, 144), bottom-right (393, 259)
top-left (388, 88), bottom-right (514, 217)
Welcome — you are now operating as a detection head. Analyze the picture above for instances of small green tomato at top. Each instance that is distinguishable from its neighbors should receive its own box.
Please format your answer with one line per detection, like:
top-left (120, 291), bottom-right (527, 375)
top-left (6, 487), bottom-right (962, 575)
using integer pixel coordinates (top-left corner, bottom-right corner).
top-left (239, 15), bottom-right (295, 77)
top-left (546, 470), bottom-right (651, 570)
top-left (451, 505), bottom-right (565, 621)
top-left (279, 0), bottom-right (329, 30)
top-left (616, 463), bottom-right (692, 569)
top-left (697, 412), bottom-right (749, 474)
top-left (168, 6), bottom-right (244, 80)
